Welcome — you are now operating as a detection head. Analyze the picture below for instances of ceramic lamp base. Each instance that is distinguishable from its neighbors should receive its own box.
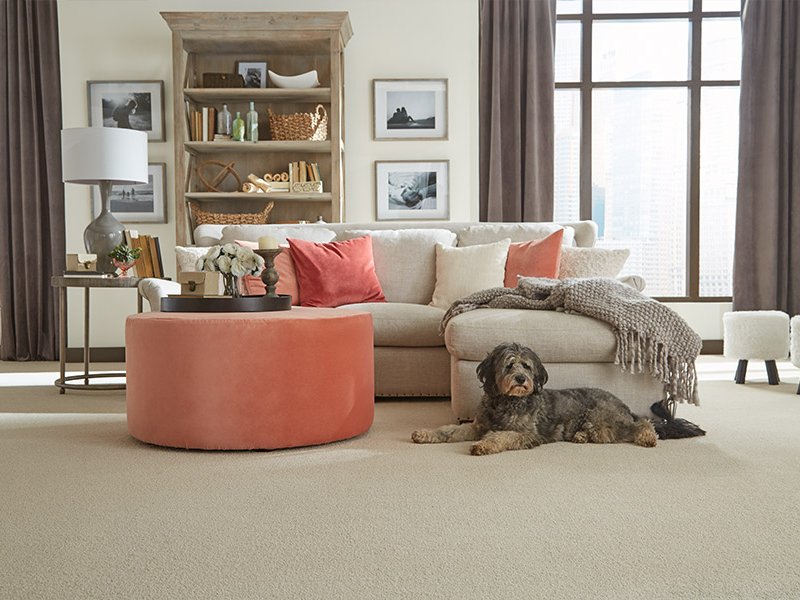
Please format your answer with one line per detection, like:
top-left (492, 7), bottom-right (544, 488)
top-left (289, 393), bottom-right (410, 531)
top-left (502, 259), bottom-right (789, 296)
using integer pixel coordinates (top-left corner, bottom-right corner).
top-left (85, 181), bottom-right (124, 274)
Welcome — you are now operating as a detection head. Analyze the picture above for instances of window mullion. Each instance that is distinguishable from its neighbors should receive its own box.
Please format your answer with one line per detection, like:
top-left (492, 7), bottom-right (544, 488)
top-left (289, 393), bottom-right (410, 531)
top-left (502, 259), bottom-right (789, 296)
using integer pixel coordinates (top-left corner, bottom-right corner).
top-left (687, 0), bottom-right (703, 298)
top-left (580, 0), bottom-right (592, 221)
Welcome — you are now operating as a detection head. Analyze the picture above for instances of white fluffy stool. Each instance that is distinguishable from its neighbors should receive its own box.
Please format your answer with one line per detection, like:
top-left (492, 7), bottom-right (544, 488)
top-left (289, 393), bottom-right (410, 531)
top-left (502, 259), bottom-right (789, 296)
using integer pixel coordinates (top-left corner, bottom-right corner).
top-left (723, 310), bottom-right (789, 385)
top-left (790, 315), bottom-right (800, 394)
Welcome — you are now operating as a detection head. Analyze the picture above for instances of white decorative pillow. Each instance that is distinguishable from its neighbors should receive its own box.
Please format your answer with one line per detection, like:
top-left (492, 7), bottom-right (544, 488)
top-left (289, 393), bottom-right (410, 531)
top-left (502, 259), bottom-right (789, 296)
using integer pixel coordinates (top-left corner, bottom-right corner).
top-left (558, 247), bottom-right (630, 279)
top-left (174, 246), bottom-right (209, 273)
top-left (457, 223), bottom-right (575, 247)
top-left (338, 229), bottom-right (457, 304)
top-left (430, 239), bottom-right (511, 309)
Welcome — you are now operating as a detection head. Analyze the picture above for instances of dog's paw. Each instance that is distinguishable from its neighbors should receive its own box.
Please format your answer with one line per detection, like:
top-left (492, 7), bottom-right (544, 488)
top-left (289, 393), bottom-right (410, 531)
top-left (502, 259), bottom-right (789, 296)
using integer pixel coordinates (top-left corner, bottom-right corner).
top-left (634, 426), bottom-right (658, 448)
top-left (572, 431), bottom-right (588, 444)
top-left (469, 441), bottom-right (499, 456)
top-left (411, 430), bottom-right (435, 444)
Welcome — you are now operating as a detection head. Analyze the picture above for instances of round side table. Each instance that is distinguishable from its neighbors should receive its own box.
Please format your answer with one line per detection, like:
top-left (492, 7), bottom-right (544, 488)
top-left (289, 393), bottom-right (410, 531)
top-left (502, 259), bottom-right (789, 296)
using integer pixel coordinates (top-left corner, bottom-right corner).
top-left (51, 275), bottom-right (143, 393)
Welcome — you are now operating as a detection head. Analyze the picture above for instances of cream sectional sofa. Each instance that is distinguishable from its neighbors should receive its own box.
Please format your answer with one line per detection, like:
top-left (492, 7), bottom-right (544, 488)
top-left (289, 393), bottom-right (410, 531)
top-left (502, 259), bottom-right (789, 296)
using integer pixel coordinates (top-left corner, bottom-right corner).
top-left (139, 220), bottom-right (663, 421)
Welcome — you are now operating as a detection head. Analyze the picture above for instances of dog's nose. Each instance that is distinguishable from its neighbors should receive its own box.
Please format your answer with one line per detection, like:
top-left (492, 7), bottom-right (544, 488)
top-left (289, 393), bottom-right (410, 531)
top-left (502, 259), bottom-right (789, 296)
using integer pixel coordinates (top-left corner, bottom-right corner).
top-left (515, 374), bottom-right (526, 385)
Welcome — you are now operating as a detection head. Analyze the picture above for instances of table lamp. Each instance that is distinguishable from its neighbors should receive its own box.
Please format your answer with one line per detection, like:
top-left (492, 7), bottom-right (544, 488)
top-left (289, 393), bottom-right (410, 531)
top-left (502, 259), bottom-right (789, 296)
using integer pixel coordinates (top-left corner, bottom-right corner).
top-left (61, 127), bottom-right (148, 274)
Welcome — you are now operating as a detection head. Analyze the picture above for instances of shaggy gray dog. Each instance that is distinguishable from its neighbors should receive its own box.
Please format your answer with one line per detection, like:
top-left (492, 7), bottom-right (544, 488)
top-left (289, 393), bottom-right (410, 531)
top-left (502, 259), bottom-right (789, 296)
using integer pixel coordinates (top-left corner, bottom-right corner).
top-left (411, 342), bottom-right (660, 455)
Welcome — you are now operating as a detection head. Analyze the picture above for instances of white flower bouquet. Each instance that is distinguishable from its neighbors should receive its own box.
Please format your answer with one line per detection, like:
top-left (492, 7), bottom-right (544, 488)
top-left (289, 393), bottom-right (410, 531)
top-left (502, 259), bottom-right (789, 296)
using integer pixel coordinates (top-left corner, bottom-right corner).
top-left (198, 244), bottom-right (265, 276)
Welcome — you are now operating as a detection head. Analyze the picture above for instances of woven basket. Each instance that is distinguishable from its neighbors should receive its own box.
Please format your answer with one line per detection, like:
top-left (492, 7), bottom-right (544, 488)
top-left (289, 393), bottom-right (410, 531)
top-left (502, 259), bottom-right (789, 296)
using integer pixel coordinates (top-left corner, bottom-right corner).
top-left (268, 104), bottom-right (328, 141)
top-left (189, 201), bottom-right (274, 226)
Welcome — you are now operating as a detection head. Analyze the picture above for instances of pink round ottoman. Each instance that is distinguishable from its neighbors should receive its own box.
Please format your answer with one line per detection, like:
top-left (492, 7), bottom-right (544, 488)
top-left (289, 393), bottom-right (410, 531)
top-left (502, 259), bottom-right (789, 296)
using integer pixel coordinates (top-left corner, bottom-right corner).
top-left (125, 308), bottom-right (374, 450)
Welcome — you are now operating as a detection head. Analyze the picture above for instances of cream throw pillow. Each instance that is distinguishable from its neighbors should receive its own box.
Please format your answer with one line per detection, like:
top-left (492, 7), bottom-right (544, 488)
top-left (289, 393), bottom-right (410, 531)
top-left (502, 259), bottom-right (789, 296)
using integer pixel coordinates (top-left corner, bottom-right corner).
top-left (174, 246), bottom-right (209, 273)
top-left (338, 229), bottom-right (457, 304)
top-left (430, 239), bottom-right (511, 309)
top-left (558, 247), bottom-right (630, 279)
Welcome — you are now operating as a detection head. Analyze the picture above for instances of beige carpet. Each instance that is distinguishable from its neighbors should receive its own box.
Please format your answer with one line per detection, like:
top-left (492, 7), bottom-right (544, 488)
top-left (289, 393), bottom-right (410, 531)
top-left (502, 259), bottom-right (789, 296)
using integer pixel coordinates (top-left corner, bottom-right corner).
top-left (1, 357), bottom-right (799, 600)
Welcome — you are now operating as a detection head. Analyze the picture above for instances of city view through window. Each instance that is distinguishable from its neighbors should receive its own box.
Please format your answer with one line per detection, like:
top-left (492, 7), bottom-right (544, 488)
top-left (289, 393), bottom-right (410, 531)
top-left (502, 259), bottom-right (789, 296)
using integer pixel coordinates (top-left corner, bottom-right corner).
top-left (553, 0), bottom-right (741, 298)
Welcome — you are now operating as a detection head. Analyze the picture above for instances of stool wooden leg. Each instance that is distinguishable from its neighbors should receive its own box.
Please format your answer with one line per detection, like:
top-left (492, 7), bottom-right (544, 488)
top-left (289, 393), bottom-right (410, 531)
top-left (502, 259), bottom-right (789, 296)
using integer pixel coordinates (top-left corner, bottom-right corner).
top-left (734, 359), bottom-right (748, 384)
top-left (765, 360), bottom-right (780, 385)
top-left (796, 381), bottom-right (800, 395)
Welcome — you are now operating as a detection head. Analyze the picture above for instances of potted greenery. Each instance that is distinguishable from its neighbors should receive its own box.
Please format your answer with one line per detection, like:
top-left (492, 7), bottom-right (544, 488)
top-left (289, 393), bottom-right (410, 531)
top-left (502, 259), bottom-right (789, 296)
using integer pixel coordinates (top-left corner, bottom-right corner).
top-left (108, 243), bottom-right (142, 277)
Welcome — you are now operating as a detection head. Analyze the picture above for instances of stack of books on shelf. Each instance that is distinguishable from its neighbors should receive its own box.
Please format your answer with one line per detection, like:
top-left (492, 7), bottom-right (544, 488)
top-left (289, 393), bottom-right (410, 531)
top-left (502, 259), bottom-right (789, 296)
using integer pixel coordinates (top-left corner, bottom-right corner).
top-left (289, 161), bottom-right (322, 184)
top-left (186, 103), bottom-right (217, 142)
top-left (125, 231), bottom-right (164, 278)
top-left (288, 161), bottom-right (323, 193)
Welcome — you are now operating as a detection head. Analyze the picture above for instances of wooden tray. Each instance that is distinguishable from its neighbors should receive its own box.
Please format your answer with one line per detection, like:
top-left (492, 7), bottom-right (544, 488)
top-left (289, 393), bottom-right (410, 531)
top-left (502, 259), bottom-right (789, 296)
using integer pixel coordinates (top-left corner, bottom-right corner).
top-left (160, 294), bottom-right (292, 313)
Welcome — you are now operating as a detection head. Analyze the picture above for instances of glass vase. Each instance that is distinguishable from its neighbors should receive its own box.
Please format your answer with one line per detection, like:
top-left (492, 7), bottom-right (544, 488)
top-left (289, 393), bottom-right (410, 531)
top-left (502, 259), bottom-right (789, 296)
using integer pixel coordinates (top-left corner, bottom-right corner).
top-left (223, 273), bottom-right (240, 298)
top-left (113, 259), bottom-right (136, 278)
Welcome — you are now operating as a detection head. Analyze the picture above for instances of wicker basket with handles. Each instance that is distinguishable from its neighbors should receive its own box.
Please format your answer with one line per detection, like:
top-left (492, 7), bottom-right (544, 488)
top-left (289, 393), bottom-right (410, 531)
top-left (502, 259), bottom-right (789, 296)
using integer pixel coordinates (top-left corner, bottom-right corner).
top-left (189, 201), bottom-right (274, 226)
top-left (268, 104), bottom-right (328, 141)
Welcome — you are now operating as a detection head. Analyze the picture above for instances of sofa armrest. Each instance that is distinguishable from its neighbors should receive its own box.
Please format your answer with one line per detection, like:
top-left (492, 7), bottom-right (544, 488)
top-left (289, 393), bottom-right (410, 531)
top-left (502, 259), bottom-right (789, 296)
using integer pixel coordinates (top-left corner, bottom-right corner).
top-left (138, 278), bottom-right (181, 312)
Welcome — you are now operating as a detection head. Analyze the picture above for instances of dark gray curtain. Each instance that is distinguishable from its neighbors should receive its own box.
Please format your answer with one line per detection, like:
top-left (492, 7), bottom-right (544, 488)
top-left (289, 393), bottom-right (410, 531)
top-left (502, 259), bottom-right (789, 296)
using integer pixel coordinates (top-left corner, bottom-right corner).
top-left (0, 0), bottom-right (65, 360)
top-left (733, 0), bottom-right (800, 314)
top-left (479, 0), bottom-right (556, 222)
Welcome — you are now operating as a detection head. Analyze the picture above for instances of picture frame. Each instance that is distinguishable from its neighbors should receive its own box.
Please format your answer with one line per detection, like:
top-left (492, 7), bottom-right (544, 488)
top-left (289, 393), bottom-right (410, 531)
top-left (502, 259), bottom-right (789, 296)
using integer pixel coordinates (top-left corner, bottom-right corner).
top-left (236, 61), bottom-right (268, 89)
top-left (92, 163), bottom-right (167, 224)
top-left (87, 80), bottom-right (165, 142)
top-left (375, 160), bottom-right (449, 221)
top-left (373, 79), bottom-right (448, 140)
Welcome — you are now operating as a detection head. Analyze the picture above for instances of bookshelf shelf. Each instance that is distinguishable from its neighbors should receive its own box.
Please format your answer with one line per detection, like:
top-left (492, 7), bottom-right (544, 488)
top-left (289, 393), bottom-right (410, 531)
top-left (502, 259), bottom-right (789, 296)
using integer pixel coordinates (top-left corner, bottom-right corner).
top-left (162, 11), bottom-right (351, 245)
top-left (184, 88), bottom-right (331, 104)
top-left (184, 141), bottom-right (331, 155)
top-left (185, 192), bottom-right (331, 202)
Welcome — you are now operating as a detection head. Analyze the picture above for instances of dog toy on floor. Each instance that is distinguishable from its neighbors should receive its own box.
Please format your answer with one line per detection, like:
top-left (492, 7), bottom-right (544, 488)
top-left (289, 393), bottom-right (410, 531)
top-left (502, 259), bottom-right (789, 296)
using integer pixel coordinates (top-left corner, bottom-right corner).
top-left (411, 342), bottom-right (705, 456)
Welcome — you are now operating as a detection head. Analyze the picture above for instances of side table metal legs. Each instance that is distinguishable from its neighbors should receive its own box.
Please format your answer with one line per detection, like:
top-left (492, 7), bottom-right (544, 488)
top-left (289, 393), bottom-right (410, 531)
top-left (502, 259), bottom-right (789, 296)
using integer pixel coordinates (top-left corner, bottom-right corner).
top-left (54, 284), bottom-right (127, 392)
top-left (84, 287), bottom-right (90, 386)
top-left (58, 287), bottom-right (67, 395)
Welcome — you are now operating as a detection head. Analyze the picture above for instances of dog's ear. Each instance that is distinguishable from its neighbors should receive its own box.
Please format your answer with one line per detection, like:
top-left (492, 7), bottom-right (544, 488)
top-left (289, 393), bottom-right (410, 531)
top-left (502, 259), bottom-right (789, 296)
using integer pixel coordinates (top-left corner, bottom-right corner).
top-left (524, 347), bottom-right (548, 390)
top-left (477, 347), bottom-right (502, 396)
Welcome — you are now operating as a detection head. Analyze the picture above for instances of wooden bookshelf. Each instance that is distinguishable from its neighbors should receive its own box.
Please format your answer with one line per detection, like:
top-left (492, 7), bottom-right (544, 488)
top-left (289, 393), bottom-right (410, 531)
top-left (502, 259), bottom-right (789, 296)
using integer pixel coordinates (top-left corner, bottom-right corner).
top-left (162, 12), bottom-right (352, 245)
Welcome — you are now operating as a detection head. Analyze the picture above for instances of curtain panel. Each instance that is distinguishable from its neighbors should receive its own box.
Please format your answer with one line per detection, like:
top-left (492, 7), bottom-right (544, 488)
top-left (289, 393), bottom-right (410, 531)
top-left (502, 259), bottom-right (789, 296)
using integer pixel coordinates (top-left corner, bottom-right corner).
top-left (479, 0), bottom-right (556, 222)
top-left (0, 0), bottom-right (65, 360)
top-left (733, 0), bottom-right (800, 314)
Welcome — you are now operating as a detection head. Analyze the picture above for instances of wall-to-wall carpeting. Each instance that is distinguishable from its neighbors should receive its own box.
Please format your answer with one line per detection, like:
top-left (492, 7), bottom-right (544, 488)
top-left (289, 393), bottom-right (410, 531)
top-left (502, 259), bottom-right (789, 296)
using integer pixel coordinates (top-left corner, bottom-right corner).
top-left (1, 358), bottom-right (798, 599)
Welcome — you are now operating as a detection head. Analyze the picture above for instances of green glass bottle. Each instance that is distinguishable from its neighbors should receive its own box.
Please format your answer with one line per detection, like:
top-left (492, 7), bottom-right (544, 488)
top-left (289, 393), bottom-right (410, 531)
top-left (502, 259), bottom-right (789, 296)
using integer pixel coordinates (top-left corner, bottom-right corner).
top-left (232, 111), bottom-right (245, 142)
top-left (246, 101), bottom-right (259, 142)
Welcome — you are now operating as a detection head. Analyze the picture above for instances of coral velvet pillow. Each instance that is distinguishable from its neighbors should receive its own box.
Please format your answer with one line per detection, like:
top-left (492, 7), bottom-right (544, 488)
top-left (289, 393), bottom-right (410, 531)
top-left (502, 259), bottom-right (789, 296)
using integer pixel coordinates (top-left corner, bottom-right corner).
top-left (504, 229), bottom-right (564, 287)
top-left (288, 236), bottom-right (386, 308)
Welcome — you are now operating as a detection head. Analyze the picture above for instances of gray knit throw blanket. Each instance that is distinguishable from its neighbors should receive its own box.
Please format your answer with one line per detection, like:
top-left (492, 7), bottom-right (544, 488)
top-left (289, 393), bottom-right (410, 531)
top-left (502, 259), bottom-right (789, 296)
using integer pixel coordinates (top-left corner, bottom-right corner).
top-left (441, 277), bottom-right (702, 405)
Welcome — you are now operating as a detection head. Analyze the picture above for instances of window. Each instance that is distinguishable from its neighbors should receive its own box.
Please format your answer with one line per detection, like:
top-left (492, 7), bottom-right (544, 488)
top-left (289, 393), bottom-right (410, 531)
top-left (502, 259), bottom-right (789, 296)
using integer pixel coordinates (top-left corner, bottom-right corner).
top-left (554, 0), bottom-right (741, 299)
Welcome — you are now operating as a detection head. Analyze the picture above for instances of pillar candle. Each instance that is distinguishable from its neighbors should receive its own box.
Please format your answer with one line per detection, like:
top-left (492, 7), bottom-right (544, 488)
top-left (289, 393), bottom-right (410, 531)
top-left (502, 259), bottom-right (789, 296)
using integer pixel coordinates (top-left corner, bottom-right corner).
top-left (258, 235), bottom-right (278, 249)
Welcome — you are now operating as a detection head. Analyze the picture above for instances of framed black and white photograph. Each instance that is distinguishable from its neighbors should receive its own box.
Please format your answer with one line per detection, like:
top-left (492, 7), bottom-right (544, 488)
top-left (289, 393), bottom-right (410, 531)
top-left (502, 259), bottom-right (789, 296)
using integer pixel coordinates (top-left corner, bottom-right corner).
top-left (93, 163), bottom-right (167, 224)
top-left (375, 160), bottom-right (449, 221)
top-left (236, 61), bottom-right (268, 88)
top-left (87, 80), bottom-right (165, 142)
top-left (373, 79), bottom-right (448, 140)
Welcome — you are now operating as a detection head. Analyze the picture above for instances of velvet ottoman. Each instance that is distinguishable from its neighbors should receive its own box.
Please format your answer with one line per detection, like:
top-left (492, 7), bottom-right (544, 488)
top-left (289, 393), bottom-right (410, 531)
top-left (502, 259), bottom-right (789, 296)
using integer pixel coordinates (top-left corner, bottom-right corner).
top-left (125, 308), bottom-right (374, 450)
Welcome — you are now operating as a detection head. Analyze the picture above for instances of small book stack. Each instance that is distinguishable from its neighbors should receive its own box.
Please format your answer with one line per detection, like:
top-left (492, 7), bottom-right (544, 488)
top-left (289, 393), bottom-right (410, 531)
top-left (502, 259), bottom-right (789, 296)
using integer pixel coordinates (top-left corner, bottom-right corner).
top-left (288, 161), bottom-right (323, 193)
top-left (186, 103), bottom-right (217, 142)
top-left (125, 230), bottom-right (164, 278)
top-left (289, 161), bottom-right (322, 184)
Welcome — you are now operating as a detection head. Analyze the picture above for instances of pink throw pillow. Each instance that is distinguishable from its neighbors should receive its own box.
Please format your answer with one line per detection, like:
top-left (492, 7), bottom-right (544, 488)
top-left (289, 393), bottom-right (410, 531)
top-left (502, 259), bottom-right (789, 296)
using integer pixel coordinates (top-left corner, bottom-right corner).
top-left (288, 236), bottom-right (386, 308)
top-left (504, 229), bottom-right (564, 287)
top-left (235, 240), bottom-right (300, 305)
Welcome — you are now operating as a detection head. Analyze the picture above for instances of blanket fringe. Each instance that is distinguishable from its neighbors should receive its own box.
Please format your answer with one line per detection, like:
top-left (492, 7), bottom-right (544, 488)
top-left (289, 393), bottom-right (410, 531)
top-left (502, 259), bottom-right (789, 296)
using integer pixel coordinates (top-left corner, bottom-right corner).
top-left (615, 330), bottom-right (699, 406)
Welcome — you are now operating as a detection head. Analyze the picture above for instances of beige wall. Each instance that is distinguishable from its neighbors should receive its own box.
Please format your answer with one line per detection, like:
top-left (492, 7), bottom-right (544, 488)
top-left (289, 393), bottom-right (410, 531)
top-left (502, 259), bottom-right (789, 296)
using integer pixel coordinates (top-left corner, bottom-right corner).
top-left (58, 0), bottom-right (480, 347)
top-left (56, 0), bottom-right (728, 350)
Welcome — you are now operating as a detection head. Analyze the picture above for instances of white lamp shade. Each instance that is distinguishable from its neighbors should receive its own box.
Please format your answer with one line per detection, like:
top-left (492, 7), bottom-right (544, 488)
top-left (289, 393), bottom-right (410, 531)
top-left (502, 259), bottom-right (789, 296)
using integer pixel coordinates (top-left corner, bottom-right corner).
top-left (61, 127), bottom-right (148, 185)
